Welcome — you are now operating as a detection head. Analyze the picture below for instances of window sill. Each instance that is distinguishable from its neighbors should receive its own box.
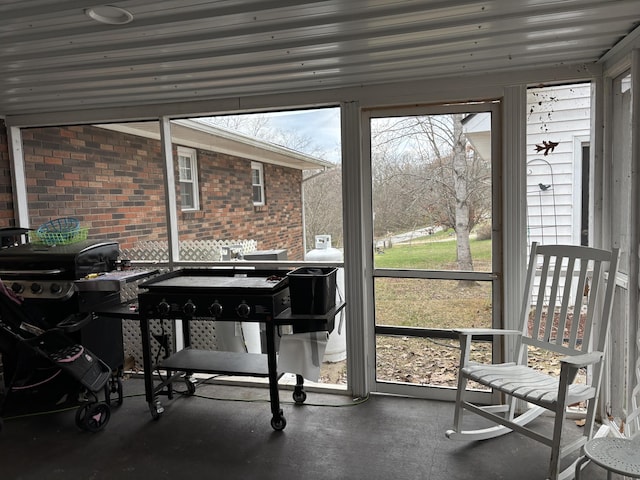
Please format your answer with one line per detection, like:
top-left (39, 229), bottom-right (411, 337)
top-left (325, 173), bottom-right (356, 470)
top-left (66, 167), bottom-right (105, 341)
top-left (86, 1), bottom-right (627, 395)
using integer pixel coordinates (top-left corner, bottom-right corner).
top-left (181, 210), bottom-right (204, 220)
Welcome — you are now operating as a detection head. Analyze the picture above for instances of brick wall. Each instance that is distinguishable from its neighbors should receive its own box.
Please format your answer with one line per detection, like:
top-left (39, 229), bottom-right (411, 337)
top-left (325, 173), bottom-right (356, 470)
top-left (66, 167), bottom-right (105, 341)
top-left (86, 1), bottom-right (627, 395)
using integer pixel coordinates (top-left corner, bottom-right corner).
top-left (8, 124), bottom-right (303, 259)
top-left (188, 148), bottom-right (303, 257)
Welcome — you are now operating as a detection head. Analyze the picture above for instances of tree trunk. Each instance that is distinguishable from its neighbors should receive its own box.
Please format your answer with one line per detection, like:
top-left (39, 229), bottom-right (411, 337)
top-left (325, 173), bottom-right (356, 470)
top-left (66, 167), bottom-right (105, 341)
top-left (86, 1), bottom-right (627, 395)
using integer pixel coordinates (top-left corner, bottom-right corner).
top-left (452, 114), bottom-right (474, 272)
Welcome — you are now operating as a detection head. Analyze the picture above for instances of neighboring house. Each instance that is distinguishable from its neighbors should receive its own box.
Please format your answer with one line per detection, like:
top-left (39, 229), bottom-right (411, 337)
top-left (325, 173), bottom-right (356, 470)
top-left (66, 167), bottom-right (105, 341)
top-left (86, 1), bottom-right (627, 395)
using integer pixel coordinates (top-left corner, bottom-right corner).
top-left (526, 84), bottom-right (591, 247)
top-left (13, 119), bottom-right (332, 260)
top-left (463, 83), bottom-right (591, 247)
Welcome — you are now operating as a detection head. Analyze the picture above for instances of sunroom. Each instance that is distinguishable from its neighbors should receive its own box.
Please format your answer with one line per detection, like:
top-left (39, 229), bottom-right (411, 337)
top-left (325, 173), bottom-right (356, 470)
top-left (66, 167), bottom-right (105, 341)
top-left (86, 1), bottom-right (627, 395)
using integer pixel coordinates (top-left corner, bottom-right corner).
top-left (0, 1), bottom-right (639, 479)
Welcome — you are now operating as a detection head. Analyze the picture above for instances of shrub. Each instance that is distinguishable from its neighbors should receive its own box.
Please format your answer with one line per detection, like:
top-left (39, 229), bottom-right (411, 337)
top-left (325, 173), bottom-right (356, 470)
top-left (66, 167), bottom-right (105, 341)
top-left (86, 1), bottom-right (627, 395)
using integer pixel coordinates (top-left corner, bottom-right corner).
top-left (475, 223), bottom-right (492, 241)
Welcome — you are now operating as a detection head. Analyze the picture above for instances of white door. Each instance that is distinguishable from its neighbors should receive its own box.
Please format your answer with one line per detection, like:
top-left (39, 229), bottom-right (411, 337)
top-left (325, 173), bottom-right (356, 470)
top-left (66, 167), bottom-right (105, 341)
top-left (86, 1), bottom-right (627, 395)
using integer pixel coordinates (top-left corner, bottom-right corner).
top-left (363, 101), bottom-right (501, 401)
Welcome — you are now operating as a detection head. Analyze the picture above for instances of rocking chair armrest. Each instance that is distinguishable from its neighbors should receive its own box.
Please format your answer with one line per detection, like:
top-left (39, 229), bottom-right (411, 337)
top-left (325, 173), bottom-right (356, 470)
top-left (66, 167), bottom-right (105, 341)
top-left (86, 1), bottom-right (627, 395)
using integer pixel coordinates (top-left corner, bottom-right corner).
top-left (560, 351), bottom-right (604, 369)
top-left (453, 328), bottom-right (522, 338)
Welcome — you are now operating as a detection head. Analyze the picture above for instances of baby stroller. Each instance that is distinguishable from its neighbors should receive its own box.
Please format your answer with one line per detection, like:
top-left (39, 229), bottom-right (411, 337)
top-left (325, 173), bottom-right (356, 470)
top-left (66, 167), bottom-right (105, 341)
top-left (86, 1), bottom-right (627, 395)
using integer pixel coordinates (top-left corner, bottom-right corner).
top-left (0, 282), bottom-right (113, 432)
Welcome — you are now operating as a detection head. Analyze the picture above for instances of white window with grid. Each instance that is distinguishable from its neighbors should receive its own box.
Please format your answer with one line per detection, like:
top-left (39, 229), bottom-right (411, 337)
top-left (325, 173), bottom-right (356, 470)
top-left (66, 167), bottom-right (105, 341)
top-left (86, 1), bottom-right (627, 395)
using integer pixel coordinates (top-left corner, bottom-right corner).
top-left (251, 161), bottom-right (265, 206)
top-left (178, 146), bottom-right (199, 211)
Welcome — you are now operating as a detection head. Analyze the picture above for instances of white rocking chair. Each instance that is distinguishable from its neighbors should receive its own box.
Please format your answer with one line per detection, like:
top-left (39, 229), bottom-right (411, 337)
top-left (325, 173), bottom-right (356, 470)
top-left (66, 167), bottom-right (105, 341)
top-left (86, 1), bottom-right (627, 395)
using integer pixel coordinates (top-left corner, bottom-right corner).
top-left (446, 243), bottom-right (620, 480)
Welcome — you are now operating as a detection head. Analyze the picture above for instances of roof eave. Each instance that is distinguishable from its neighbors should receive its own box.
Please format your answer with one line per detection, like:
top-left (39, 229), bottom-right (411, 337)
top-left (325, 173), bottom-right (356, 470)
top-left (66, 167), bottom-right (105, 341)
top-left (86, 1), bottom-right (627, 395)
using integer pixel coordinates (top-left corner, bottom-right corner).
top-left (95, 119), bottom-right (334, 171)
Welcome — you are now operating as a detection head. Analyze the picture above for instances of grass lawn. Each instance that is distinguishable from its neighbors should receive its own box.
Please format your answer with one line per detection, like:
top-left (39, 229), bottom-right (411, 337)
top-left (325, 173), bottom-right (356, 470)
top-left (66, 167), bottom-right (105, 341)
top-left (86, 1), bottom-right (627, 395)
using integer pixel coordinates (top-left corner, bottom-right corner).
top-left (371, 233), bottom-right (495, 386)
top-left (373, 234), bottom-right (493, 329)
top-left (374, 231), bottom-right (492, 270)
top-left (361, 233), bottom-right (568, 388)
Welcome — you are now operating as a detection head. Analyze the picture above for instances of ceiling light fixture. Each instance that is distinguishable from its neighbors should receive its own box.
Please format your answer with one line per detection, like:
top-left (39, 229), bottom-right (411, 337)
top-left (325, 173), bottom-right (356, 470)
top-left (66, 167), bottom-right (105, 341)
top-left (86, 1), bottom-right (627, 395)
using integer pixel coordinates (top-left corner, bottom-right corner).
top-left (85, 5), bottom-right (134, 25)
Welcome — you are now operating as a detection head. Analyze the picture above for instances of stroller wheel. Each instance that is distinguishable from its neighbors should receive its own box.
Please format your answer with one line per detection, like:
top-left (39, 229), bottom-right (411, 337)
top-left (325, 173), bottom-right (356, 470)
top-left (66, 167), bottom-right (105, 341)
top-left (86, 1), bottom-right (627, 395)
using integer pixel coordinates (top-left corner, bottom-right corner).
top-left (76, 402), bottom-right (111, 432)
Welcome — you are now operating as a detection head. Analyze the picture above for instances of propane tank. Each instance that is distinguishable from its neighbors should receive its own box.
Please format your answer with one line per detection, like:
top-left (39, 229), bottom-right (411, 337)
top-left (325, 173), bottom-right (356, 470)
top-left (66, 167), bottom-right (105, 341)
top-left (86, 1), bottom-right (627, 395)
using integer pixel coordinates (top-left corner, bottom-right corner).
top-left (305, 235), bottom-right (346, 362)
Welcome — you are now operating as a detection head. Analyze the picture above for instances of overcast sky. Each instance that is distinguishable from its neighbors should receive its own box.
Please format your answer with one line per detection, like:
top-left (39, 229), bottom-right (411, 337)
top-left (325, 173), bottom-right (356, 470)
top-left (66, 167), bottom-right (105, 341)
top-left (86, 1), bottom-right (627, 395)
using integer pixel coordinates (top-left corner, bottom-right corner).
top-left (268, 107), bottom-right (339, 142)
top-left (242, 107), bottom-right (342, 163)
top-left (198, 106), bottom-right (342, 163)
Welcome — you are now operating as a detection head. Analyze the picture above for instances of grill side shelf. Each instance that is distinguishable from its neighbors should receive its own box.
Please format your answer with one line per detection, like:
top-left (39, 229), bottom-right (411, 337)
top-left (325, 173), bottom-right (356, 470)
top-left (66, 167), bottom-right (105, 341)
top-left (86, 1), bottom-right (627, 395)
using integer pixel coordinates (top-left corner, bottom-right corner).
top-left (75, 268), bottom-right (158, 292)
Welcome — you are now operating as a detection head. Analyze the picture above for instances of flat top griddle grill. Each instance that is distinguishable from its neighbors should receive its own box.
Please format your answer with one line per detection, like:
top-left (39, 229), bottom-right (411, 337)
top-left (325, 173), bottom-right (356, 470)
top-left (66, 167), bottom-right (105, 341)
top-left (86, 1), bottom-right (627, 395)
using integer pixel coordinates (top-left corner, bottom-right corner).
top-left (136, 266), bottom-right (335, 431)
top-left (140, 268), bottom-right (288, 293)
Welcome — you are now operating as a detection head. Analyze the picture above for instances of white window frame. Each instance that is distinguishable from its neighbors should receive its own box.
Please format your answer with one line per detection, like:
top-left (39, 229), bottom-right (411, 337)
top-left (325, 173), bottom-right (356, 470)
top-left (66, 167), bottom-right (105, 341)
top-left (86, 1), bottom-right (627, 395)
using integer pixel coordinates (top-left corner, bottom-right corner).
top-left (251, 161), bottom-right (265, 206)
top-left (177, 146), bottom-right (200, 211)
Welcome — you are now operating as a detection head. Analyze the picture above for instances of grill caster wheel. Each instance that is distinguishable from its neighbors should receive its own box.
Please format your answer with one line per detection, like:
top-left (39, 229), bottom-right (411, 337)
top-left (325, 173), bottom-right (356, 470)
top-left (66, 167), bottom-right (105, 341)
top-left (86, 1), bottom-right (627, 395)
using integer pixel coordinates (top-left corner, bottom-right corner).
top-left (293, 389), bottom-right (307, 404)
top-left (271, 411), bottom-right (287, 431)
top-left (105, 376), bottom-right (124, 407)
top-left (76, 402), bottom-right (111, 432)
top-left (149, 401), bottom-right (164, 420)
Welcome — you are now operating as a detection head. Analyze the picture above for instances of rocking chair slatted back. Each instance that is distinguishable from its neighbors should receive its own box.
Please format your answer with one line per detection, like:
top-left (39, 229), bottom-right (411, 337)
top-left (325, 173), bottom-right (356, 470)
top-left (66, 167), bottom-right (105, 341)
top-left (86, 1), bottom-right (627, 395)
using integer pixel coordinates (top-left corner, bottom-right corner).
top-left (521, 244), bottom-right (613, 358)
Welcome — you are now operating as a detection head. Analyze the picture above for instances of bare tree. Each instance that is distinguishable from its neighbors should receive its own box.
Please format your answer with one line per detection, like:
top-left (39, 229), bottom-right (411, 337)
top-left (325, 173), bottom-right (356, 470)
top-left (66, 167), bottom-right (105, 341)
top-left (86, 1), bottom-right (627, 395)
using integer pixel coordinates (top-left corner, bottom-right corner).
top-left (451, 113), bottom-right (473, 270)
top-left (303, 168), bottom-right (343, 248)
top-left (200, 114), bottom-right (324, 158)
top-left (197, 114), bottom-right (271, 137)
top-left (370, 113), bottom-right (491, 271)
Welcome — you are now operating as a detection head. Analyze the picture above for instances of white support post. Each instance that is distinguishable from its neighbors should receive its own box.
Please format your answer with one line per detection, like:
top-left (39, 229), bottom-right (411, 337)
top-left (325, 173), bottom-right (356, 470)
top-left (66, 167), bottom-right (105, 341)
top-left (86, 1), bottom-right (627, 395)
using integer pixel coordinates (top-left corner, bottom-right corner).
top-left (7, 126), bottom-right (29, 228)
top-left (159, 117), bottom-right (183, 350)
top-left (341, 100), bottom-right (371, 398)
top-left (502, 86), bottom-right (528, 361)
top-left (159, 117), bottom-right (180, 267)
top-left (631, 48), bottom-right (640, 420)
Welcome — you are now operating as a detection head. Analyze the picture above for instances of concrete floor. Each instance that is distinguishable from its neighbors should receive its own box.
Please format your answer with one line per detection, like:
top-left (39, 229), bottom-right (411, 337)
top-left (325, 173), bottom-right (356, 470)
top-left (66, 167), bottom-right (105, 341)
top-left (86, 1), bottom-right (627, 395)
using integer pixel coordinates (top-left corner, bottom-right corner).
top-left (0, 376), bottom-right (610, 480)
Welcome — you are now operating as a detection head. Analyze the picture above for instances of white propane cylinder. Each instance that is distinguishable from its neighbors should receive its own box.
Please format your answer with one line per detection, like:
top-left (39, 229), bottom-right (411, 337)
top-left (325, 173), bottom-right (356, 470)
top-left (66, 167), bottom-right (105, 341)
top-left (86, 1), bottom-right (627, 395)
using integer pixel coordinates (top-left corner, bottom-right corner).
top-left (304, 235), bottom-right (346, 362)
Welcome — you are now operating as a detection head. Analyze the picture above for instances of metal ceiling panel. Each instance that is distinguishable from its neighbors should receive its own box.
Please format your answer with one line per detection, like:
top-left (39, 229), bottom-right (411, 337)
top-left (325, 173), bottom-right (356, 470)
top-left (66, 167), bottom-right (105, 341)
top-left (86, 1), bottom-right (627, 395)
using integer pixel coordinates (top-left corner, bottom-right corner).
top-left (1, 0), bottom-right (639, 118)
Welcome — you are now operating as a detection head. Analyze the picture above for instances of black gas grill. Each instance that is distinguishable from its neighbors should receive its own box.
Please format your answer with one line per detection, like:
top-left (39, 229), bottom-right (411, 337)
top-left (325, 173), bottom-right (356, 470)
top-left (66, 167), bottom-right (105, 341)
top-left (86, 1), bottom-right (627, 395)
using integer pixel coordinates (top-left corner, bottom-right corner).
top-left (0, 240), bottom-right (123, 371)
top-left (0, 239), bottom-right (119, 304)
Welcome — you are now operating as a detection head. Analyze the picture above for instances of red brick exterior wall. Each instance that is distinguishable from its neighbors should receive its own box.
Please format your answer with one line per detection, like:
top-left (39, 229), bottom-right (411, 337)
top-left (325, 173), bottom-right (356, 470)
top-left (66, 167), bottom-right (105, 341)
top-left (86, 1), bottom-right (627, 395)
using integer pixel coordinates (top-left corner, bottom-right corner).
top-left (1, 123), bottom-right (304, 259)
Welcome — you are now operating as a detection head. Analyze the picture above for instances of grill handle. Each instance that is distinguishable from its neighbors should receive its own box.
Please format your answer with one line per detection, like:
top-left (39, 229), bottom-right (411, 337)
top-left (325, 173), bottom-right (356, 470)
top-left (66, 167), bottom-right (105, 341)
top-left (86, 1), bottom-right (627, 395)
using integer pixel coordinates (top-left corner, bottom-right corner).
top-left (0, 268), bottom-right (65, 276)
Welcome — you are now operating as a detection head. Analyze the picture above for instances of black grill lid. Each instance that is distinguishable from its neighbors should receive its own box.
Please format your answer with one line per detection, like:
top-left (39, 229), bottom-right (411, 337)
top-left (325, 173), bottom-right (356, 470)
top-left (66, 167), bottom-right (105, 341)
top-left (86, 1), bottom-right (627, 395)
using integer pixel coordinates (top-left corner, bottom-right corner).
top-left (0, 240), bottom-right (119, 279)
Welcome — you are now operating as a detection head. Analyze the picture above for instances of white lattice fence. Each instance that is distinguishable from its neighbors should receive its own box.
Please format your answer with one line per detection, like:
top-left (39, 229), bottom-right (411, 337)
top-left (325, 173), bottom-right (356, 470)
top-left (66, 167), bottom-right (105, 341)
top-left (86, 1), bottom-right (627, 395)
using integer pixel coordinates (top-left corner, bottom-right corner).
top-left (122, 318), bottom-right (218, 372)
top-left (120, 239), bottom-right (257, 262)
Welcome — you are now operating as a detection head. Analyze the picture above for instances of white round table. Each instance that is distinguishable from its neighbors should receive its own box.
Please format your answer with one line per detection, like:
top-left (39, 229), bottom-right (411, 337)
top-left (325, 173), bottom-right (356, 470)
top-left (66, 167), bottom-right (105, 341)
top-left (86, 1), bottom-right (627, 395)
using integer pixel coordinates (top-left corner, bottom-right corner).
top-left (575, 436), bottom-right (640, 479)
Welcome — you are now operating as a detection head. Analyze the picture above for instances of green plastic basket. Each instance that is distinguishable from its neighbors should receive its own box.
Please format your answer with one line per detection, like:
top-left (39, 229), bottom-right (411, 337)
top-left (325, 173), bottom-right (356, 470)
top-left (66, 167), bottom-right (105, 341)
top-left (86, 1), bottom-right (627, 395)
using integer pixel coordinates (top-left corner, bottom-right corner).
top-left (34, 218), bottom-right (87, 246)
